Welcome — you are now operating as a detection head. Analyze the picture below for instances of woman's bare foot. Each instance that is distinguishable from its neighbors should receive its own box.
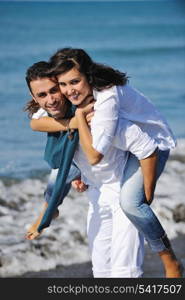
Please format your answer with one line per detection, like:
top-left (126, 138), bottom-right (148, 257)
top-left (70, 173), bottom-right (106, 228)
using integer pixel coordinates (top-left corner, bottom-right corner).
top-left (159, 249), bottom-right (183, 278)
top-left (164, 260), bottom-right (183, 278)
top-left (25, 202), bottom-right (59, 240)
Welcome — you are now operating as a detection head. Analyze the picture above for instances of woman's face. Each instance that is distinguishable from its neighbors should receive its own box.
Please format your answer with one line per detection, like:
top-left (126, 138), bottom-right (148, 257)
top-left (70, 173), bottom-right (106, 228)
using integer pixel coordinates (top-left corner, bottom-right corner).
top-left (57, 67), bottom-right (92, 106)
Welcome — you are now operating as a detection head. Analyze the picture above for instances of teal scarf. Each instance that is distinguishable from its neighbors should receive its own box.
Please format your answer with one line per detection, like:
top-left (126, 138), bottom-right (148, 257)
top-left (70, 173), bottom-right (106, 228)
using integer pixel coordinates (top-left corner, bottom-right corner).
top-left (38, 105), bottom-right (79, 232)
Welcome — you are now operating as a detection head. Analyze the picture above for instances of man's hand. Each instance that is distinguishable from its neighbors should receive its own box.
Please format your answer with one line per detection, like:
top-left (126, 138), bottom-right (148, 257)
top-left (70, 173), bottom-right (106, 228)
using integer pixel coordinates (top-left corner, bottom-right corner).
top-left (71, 179), bottom-right (88, 193)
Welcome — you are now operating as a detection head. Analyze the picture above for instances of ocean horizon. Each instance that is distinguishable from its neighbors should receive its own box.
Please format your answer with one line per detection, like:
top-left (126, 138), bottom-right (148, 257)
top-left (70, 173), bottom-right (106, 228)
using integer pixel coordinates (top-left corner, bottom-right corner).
top-left (0, 0), bottom-right (185, 179)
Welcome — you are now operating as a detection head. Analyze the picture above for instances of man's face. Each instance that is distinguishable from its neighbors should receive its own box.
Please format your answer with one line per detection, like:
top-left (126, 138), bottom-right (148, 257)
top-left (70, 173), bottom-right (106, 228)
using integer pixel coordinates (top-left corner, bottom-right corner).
top-left (30, 77), bottom-right (66, 118)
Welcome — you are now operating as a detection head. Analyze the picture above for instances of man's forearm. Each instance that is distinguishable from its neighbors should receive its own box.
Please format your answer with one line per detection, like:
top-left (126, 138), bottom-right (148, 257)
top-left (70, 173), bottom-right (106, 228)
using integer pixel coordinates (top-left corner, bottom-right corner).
top-left (30, 116), bottom-right (77, 132)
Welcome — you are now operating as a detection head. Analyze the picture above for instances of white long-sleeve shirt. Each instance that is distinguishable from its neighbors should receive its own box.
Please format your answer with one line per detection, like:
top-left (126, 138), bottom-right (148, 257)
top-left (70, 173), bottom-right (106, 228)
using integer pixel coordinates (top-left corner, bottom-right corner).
top-left (32, 84), bottom-right (167, 186)
top-left (32, 112), bottom-right (157, 187)
top-left (92, 84), bottom-right (176, 156)
top-left (74, 119), bottom-right (157, 186)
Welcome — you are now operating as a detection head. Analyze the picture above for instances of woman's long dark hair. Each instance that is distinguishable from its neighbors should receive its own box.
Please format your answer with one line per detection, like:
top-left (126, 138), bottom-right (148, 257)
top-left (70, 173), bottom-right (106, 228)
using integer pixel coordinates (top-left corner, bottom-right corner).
top-left (49, 48), bottom-right (128, 91)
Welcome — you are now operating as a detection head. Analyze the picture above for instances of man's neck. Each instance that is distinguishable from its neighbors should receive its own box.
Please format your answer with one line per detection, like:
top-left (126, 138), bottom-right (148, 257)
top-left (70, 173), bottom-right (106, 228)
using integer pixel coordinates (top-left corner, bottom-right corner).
top-left (53, 102), bottom-right (69, 120)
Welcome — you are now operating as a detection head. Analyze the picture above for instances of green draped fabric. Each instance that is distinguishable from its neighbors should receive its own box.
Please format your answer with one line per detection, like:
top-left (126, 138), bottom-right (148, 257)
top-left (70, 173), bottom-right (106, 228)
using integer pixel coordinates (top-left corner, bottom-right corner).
top-left (38, 105), bottom-right (79, 232)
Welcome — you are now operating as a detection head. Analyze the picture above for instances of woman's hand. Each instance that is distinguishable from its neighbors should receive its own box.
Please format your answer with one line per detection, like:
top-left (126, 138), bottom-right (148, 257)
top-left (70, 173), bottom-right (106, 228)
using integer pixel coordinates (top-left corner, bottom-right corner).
top-left (76, 102), bottom-right (95, 117)
top-left (140, 149), bottom-right (158, 205)
top-left (75, 105), bottom-right (95, 127)
top-left (78, 94), bottom-right (94, 108)
top-left (77, 94), bottom-right (95, 116)
top-left (86, 111), bottom-right (94, 127)
top-left (144, 187), bottom-right (155, 205)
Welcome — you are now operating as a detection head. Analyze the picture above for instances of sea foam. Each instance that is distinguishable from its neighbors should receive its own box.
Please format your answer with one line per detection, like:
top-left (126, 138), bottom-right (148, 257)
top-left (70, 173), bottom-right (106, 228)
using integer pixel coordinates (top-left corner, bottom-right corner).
top-left (0, 139), bottom-right (184, 277)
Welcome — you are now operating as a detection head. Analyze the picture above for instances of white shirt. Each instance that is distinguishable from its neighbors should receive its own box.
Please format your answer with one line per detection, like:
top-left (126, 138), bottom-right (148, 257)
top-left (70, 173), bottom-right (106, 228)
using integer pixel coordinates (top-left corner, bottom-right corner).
top-left (74, 121), bottom-right (156, 186)
top-left (92, 84), bottom-right (176, 155)
top-left (32, 108), bottom-right (126, 186)
top-left (32, 93), bottom-right (158, 187)
top-left (73, 143), bottom-right (127, 186)
top-left (32, 108), bottom-right (47, 119)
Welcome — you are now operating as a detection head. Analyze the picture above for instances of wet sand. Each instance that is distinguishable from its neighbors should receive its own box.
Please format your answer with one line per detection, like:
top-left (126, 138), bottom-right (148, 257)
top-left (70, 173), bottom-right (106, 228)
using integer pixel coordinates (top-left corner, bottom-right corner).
top-left (20, 234), bottom-right (185, 278)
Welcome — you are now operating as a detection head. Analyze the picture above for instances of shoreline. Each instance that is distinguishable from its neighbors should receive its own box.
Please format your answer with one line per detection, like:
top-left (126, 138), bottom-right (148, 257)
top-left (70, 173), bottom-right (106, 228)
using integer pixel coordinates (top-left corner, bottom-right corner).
top-left (0, 141), bottom-right (184, 278)
top-left (16, 234), bottom-right (185, 278)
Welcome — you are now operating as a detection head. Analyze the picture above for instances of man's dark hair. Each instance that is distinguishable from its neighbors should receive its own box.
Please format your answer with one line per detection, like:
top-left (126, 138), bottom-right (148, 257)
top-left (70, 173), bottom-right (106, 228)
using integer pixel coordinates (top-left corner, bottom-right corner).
top-left (24, 61), bottom-right (52, 117)
top-left (25, 61), bottom-right (51, 93)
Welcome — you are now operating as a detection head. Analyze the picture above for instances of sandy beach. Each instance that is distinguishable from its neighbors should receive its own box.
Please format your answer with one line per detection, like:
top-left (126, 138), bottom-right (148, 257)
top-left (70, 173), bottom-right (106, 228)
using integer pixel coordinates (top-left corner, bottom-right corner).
top-left (19, 234), bottom-right (185, 278)
top-left (0, 142), bottom-right (185, 279)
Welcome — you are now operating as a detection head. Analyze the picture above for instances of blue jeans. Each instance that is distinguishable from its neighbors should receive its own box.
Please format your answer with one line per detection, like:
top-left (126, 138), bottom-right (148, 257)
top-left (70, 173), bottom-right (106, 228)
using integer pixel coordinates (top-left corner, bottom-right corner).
top-left (45, 162), bottom-right (81, 206)
top-left (120, 149), bottom-right (171, 253)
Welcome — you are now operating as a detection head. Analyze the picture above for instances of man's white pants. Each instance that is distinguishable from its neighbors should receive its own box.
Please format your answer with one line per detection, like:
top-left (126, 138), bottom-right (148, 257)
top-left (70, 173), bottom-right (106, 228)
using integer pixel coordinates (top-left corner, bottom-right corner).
top-left (86, 184), bottom-right (144, 278)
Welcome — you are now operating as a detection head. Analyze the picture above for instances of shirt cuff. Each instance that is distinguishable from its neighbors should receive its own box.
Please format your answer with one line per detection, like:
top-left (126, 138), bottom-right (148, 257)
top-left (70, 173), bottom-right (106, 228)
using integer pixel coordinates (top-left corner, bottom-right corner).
top-left (136, 140), bottom-right (157, 160)
top-left (81, 173), bottom-right (90, 186)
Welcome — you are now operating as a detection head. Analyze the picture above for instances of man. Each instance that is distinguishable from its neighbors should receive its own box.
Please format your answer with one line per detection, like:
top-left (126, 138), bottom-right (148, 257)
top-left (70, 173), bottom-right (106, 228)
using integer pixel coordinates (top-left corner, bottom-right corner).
top-left (24, 61), bottom-right (86, 240)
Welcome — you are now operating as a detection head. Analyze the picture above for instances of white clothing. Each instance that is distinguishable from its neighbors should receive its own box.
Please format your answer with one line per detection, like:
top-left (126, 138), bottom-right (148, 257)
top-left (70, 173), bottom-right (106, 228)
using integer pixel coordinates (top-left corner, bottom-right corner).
top-left (73, 142), bottom-right (127, 186)
top-left (113, 119), bottom-right (157, 160)
top-left (32, 108), bottom-right (145, 277)
top-left (33, 108), bottom-right (157, 186)
top-left (92, 84), bottom-right (176, 155)
top-left (32, 108), bottom-right (47, 119)
top-left (87, 183), bottom-right (144, 278)
top-left (31, 84), bottom-right (175, 277)
top-left (74, 120), bottom-right (157, 186)
top-left (73, 132), bottom-right (146, 277)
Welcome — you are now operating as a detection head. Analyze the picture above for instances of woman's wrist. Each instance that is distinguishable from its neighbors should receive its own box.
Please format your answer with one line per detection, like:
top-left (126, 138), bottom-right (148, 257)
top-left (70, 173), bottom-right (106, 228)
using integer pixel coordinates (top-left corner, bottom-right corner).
top-left (69, 116), bottom-right (78, 129)
top-left (75, 107), bottom-right (85, 115)
top-left (75, 108), bottom-right (86, 117)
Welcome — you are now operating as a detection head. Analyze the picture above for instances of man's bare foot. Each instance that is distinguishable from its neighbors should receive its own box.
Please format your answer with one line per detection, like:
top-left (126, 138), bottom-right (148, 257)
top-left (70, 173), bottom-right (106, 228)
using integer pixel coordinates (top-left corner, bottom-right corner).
top-left (26, 228), bottom-right (41, 240)
top-left (25, 203), bottom-right (59, 240)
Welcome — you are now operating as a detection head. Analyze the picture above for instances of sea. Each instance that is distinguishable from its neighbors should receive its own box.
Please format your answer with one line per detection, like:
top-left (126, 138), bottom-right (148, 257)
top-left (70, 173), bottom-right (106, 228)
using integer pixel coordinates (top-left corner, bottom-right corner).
top-left (0, 0), bottom-right (185, 277)
top-left (0, 0), bottom-right (185, 179)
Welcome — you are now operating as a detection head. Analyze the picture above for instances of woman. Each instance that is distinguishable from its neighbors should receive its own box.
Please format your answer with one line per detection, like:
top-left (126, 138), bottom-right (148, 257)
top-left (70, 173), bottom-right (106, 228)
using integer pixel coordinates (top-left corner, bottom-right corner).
top-left (43, 47), bottom-right (181, 278)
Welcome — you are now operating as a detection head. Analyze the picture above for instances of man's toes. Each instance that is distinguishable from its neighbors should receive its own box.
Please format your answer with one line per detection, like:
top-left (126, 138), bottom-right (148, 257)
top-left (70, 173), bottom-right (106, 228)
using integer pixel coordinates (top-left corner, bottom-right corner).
top-left (25, 230), bottom-right (40, 240)
top-left (30, 231), bottom-right (40, 240)
top-left (25, 232), bottom-right (32, 239)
